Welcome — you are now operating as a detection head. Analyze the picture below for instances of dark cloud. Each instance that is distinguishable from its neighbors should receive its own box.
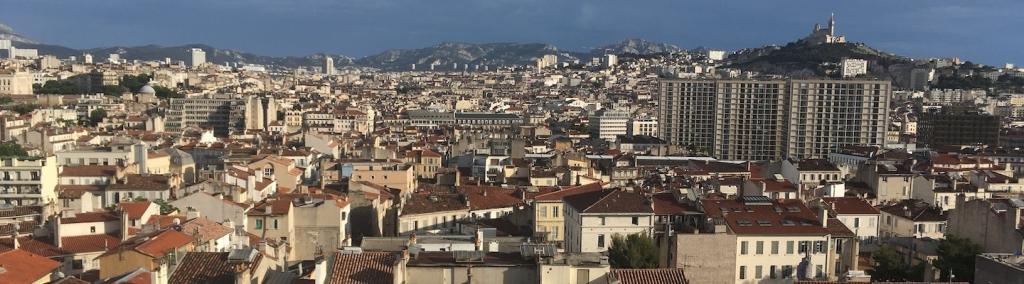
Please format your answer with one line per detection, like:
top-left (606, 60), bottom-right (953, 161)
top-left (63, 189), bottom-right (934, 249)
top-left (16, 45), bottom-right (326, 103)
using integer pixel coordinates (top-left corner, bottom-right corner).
top-left (0, 0), bottom-right (1020, 65)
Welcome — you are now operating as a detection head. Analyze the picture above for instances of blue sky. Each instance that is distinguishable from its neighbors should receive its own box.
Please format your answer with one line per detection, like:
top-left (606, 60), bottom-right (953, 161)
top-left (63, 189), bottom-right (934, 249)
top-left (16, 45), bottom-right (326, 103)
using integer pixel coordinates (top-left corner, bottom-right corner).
top-left (1, 0), bottom-right (1021, 65)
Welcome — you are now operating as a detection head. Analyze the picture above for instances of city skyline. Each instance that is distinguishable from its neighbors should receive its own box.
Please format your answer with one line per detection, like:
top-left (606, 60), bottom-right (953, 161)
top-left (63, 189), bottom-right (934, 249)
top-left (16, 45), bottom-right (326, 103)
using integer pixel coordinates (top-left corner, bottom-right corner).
top-left (1, 0), bottom-right (1022, 65)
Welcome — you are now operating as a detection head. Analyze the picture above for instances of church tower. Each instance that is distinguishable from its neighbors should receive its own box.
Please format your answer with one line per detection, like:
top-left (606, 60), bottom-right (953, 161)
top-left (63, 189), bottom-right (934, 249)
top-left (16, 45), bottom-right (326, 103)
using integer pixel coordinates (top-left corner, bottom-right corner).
top-left (829, 13), bottom-right (835, 36)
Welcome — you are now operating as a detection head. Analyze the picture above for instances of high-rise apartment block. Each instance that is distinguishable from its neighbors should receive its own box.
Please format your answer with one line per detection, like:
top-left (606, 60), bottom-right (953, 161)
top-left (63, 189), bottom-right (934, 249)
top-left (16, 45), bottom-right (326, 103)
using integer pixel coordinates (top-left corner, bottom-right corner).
top-left (659, 78), bottom-right (890, 160)
top-left (189, 48), bottom-right (206, 68)
top-left (323, 56), bottom-right (335, 75)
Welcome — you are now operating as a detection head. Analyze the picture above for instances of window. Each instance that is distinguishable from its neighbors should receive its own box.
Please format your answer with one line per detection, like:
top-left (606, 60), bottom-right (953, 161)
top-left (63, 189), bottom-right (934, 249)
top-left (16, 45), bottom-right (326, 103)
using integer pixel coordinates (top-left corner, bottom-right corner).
top-left (255, 219), bottom-right (263, 230)
top-left (552, 226), bottom-right (559, 239)
top-left (782, 265), bottom-right (793, 278)
top-left (90, 226), bottom-right (96, 233)
top-left (771, 241), bottom-right (779, 254)
top-left (916, 224), bottom-right (925, 233)
top-left (552, 206), bottom-right (559, 218)
top-left (740, 241), bottom-right (748, 255)
top-left (756, 241), bottom-right (764, 254)
top-left (816, 265), bottom-right (824, 278)
top-left (597, 235), bottom-right (605, 248)
top-left (799, 241), bottom-right (809, 253)
top-left (853, 218), bottom-right (860, 228)
top-left (72, 259), bottom-right (84, 270)
top-left (341, 212), bottom-right (347, 221)
top-left (272, 219), bottom-right (279, 229)
top-left (787, 241), bottom-right (795, 254)
top-left (769, 265), bottom-right (777, 279)
top-left (814, 241), bottom-right (825, 253)
top-left (600, 217), bottom-right (606, 225)
top-left (631, 217), bottom-right (639, 225)
top-left (755, 265), bottom-right (763, 279)
top-left (739, 266), bottom-right (746, 280)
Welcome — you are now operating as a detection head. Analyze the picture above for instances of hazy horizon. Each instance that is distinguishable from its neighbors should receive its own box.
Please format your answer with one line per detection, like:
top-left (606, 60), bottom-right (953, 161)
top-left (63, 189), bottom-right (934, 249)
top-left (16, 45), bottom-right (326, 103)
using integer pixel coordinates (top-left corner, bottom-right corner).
top-left (1, 0), bottom-right (1021, 65)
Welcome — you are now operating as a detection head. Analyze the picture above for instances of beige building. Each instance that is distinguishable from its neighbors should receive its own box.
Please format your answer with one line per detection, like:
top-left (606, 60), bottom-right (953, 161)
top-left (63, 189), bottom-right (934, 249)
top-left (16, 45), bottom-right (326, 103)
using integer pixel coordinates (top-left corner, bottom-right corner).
top-left (532, 182), bottom-right (603, 245)
top-left (879, 200), bottom-right (946, 239)
top-left (246, 193), bottom-right (351, 262)
top-left (348, 160), bottom-right (417, 194)
top-left (563, 189), bottom-right (654, 253)
top-left (0, 69), bottom-right (33, 96)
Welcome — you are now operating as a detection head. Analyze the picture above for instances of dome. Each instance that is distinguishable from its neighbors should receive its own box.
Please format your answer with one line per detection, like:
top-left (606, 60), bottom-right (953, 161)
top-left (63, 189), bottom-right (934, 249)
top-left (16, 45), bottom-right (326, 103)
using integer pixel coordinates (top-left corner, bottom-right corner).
top-left (138, 84), bottom-right (156, 95)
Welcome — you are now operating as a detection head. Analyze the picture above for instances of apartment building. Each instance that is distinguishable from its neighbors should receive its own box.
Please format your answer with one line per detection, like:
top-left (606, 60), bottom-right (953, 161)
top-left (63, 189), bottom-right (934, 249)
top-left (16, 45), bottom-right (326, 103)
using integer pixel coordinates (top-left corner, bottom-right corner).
top-left (0, 156), bottom-right (58, 206)
top-left (659, 79), bottom-right (890, 160)
top-left (166, 94), bottom-right (245, 136)
top-left (673, 196), bottom-right (859, 283)
top-left (563, 189), bottom-right (655, 253)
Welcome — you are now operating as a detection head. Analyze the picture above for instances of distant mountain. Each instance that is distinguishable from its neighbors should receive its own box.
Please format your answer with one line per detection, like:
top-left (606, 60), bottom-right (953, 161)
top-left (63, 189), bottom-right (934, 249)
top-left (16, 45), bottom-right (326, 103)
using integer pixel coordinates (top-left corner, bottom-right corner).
top-left (12, 42), bottom-right (354, 68)
top-left (0, 22), bottom-right (37, 44)
top-left (357, 42), bottom-right (585, 70)
top-left (592, 38), bottom-right (683, 55)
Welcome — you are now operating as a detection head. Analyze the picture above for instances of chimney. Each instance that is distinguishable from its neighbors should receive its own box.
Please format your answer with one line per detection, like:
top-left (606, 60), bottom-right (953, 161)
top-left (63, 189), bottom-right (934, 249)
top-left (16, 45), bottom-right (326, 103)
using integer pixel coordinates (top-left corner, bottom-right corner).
top-left (53, 215), bottom-right (62, 247)
top-left (817, 205), bottom-right (828, 226)
top-left (474, 228), bottom-right (484, 251)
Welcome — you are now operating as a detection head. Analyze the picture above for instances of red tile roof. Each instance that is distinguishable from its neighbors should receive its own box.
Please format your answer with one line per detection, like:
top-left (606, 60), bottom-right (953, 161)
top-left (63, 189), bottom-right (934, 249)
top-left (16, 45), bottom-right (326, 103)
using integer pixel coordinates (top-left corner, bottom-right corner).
top-left (459, 185), bottom-right (526, 211)
top-left (60, 165), bottom-right (118, 177)
top-left (0, 237), bottom-right (64, 257)
top-left (564, 189), bottom-right (654, 214)
top-left (169, 251), bottom-right (261, 284)
top-left (60, 234), bottom-right (121, 253)
top-left (702, 198), bottom-right (830, 235)
top-left (118, 201), bottom-right (153, 220)
top-left (326, 252), bottom-right (397, 284)
top-left (611, 268), bottom-right (688, 284)
top-left (0, 249), bottom-right (60, 284)
top-left (820, 197), bottom-right (880, 215)
top-left (61, 211), bottom-right (120, 224)
top-left (534, 182), bottom-right (604, 202)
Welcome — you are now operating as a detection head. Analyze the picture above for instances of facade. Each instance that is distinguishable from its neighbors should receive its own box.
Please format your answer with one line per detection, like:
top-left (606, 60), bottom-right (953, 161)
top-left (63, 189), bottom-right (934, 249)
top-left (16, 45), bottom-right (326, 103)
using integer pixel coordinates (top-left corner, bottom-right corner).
top-left (166, 94), bottom-right (245, 136)
top-left (0, 156), bottom-right (58, 206)
top-left (0, 69), bottom-right (33, 96)
top-left (879, 200), bottom-right (946, 239)
top-left (189, 48), bottom-right (206, 67)
top-left (674, 197), bottom-right (858, 284)
top-left (323, 56), bottom-right (335, 75)
top-left (629, 117), bottom-right (658, 137)
top-left (589, 109), bottom-right (630, 142)
top-left (563, 189), bottom-right (655, 253)
top-left (840, 59), bottom-right (868, 78)
top-left (659, 79), bottom-right (890, 160)
top-left (917, 109), bottom-right (1000, 147)
top-left (947, 197), bottom-right (1024, 254)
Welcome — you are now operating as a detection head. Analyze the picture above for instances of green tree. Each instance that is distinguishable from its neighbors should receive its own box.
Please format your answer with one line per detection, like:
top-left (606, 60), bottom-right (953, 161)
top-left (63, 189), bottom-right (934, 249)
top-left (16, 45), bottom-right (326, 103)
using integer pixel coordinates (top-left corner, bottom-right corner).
top-left (33, 80), bottom-right (82, 94)
top-left (89, 108), bottom-right (107, 126)
top-left (153, 199), bottom-right (179, 215)
top-left (868, 244), bottom-right (912, 281)
top-left (0, 141), bottom-right (28, 157)
top-left (120, 74), bottom-right (152, 92)
top-left (99, 85), bottom-right (129, 96)
top-left (10, 103), bottom-right (37, 115)
top-left (154, 85), bottom-right (184, 98)
top-left (933, 235), bottom-right (982, 281)
top-left (0, 96), bottom-right (13, 105)
top-left (607, 233), bottom-right (658, 269)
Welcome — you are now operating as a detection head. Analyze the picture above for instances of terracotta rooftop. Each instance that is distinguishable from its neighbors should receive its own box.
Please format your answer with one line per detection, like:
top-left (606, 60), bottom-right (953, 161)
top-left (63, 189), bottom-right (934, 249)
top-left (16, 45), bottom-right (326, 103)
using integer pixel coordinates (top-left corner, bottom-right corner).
top-left (820, 197), bottom-right (880, 215)
top-left (0, 249), bottom-right (61, 284)
top-left (611, 268), bottom-right (688, 284)
top-left (326, 251), bottom-right (397, 284)
top-left (702, 198), bottom-right (830, 235)
top-left (60, 234), bottom-right (121, 253)
top-left (118, 201), bottom-right (153, 220)
top-left (564, 189), bottom-right (654, 214)
top-left (61, 211), bottom-right (120, 224)
top-left (169, 251), bottom-right (262, 284)
top-left (60, 165), bottom-right (118, 177)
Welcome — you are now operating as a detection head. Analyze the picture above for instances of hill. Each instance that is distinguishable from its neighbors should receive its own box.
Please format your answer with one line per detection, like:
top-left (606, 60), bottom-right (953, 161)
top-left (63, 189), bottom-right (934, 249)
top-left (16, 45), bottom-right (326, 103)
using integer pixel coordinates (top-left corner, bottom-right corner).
top-left (592, 38), bottom-right (683, 55)
top-left (356, 42), bottom-right (586, 71)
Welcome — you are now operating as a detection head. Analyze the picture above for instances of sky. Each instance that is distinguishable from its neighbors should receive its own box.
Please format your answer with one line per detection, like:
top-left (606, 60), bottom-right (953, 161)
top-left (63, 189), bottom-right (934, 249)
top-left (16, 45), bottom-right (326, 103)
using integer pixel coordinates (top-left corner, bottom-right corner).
top-left (1, 0), bottom-right (1021, 65)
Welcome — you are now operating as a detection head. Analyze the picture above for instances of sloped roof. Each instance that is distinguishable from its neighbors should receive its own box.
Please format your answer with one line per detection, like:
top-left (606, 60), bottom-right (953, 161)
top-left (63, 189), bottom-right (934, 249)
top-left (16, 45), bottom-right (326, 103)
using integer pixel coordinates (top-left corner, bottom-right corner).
top-left (563, 189), bottom-right (654, 214)
top-left (326, 252), bottom-right (397, 284)
top-left (0, 249), bottom-right (60, 284)
top-left (612, 268), bottom-right (688, 284)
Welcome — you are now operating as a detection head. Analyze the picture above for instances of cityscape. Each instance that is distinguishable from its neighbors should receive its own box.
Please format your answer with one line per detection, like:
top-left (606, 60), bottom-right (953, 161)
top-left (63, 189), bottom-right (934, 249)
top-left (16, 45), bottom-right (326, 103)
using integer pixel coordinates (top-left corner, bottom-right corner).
top-left (1, 2), bottom-right (1023, 284)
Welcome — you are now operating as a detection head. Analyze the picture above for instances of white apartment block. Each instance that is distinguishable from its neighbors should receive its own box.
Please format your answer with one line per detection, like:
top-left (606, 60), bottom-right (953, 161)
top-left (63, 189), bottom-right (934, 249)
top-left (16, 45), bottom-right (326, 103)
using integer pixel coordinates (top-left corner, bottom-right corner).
top-left (0, 156), bottom-right (58, 206)
top-left (563, 189), bottom-right (654, 253)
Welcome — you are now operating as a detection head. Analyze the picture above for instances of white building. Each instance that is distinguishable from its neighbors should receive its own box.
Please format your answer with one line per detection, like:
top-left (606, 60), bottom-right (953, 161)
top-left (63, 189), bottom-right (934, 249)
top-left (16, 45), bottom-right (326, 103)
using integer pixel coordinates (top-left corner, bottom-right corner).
top-left (189, 48), bottom-right (206, 68)
top-left (589, 109), bottom-right (630, 142)
top-left (0, 156), bottom-right (58, 206)
top-left (840, 59), bottom-right (868, 78)
top-left (323, 56), bottom-right (335, 75)
top-left (563, 189), bottom-right (654, 253)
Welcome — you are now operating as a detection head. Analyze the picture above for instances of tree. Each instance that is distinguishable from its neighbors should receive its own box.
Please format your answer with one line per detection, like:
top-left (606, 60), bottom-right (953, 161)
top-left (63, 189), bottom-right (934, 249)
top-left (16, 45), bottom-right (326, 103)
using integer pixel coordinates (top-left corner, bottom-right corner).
top-left (10, 103), bottom-right (37, 115)
top-left (33, 80), bottom-right (82, 94)
top-left (0, 141), bottom-right (28, 157)
top-left (153, 199), bottom-right (178, 215)
top-left (99, 85), bottom-right (129, 96)
top-left (89, 108), bottom-right (107, 126)
top-left (607, 233), bottom-right (658, 269)
top-left (120, 74), bottom-right (152, 92)
top-left (0, 96), bottom-right (13, 105)
top-left (154, 85), bottom-right (184, 98)
top-left (869, 244), bottom-right (913, 281)
top-left (933, 235), bottom-right (982, 281)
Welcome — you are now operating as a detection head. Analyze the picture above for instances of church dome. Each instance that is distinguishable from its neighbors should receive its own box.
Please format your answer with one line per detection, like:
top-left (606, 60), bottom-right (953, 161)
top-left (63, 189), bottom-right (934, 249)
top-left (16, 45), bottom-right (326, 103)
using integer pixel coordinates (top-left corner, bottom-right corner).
top-left (138, 83), bottom-right (156, 95)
